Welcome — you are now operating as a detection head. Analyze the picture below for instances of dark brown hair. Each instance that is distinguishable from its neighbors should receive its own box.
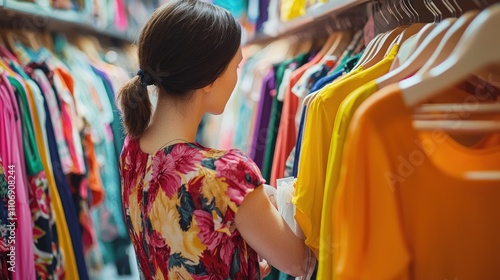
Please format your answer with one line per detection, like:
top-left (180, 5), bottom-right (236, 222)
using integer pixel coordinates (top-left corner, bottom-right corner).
top-left (117, 0), bottom-right (241, 139)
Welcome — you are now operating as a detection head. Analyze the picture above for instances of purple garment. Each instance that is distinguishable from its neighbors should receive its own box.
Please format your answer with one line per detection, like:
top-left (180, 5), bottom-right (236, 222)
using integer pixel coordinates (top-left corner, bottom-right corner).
top-left (256, 0), bottom-right (270, 32)
top-left (250, 69), bottom-right (275, 169)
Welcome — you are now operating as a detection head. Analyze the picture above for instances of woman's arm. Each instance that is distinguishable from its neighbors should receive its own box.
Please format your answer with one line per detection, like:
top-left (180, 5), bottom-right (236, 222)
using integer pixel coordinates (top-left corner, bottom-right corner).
top-left (235, 186), bottom-right (311, 277)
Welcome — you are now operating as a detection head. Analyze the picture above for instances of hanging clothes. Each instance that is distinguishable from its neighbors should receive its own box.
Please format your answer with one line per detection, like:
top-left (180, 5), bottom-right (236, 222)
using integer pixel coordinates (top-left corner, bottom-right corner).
top-left (26, 59), bottom-right (88, 280)
top-left (262, 53), bottom-right (309, 182)
top-left (270, 55), bottom-right (336, 185)
top-left (331, 85), bottom-right (500, 279)
top-left (250, 69), bottom-right (276, 170)
top-left (8, 61), bottom-right (65, 279)
top-left (0, 69), bottom-right (37, 280)
top-left (0, 153), bottom-right (11, 279)
top-left (294, 44), bottom-right (400, 256)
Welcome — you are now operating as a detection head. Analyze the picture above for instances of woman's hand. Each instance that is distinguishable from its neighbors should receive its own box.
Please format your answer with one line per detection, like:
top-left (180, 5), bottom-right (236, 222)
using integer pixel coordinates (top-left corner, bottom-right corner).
top-left (235, 187), bottom-right (307, 277)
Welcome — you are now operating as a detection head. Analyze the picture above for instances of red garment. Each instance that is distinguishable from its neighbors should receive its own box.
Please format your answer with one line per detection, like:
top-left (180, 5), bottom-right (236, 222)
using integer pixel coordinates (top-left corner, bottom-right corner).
top-left (120, 137), bottom-right (265, 279)
top-left (270, 54), bottom-right (322, 185)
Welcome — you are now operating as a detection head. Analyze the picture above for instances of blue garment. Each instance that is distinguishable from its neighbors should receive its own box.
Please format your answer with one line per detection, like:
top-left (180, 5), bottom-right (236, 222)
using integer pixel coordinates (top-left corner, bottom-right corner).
top-left (40, 76), bottom-right (90, 280)
top-left (292, 68), bottom-right (346, 177)
top-left (292, 106), bottom-right (306, 177)
top-left (91, 67), bottom-right (125, 159)
top-left (309, 69), bottom-right (344, 93)
top-left (91, 66), bottom-right (130, 266)
top-left (291, 70), bottom-right (344, 177)
top-left (214, 0), bottom-right (247, 18)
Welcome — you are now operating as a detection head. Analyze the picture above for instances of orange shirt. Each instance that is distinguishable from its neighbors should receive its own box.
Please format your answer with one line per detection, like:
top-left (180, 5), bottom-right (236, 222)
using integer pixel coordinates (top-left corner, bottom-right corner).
top-left (333, 84), bottom-right (500, 279)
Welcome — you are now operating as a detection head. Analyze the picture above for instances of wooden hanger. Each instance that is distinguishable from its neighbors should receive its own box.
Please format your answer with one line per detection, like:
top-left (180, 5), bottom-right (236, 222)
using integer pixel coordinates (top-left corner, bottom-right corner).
top-left (316, 31), bottom-right (341, 59)
top-left (300, 32), bottom-right (356, 106)
top-left (15, 29), bottom-right (41, 51)
top-left (74, 36), bottom-right (103, 64)
top-left (39, 32), bottom-right (55, 53)
top-left (400, 5), bottom-right (500, 132)
top-left (376, 18), bottom-right (457, 89)
top-left (297, 31), bottom-right (314, 56)
top-left (0, 30), bottom-right (5, 45)
top-left (0, 28), bottom-right (17, 52)
top-left (323, 32), bottom-right (351, 61)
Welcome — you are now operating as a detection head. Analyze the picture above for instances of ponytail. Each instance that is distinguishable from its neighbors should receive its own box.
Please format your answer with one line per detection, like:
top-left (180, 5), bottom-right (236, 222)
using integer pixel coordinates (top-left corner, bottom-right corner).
top-left (117, 76), bottom-right (152, 139)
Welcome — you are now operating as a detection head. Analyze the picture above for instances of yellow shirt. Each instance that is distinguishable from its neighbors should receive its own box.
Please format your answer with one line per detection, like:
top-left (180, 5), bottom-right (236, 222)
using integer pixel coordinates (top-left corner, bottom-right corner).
top-left (333, 84), bottom-right (500, 279)
top-left (281, 0), bottom-right (306, 21)
top-left (294, 45), bottom-right (399, 256)
top-left (317, 80), bottom-right (381, 278)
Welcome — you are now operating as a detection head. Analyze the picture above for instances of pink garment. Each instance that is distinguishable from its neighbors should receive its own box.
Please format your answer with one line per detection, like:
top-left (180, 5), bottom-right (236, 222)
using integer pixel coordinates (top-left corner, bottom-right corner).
top-left (0, 45), bottom-right (18, 63)
top-left (114, 0), bottom-right (129, 31)
top-left (0, 73), bottom-right (36, 280)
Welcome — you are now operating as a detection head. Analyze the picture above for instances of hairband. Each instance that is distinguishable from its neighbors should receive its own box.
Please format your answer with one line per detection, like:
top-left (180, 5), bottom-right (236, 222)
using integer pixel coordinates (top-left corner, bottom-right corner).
top-left (137, 69), bottom-right (155, 87)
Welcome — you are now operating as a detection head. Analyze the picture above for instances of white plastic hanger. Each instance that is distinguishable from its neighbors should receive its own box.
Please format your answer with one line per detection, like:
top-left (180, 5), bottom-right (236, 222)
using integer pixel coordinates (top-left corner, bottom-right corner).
top-left (410, 10), bottom-right (500, 115)
top-left (390, 23), bottom-right (436, 70)
top-left (352, 0), bottom-right (392, 70)
top-left (415, 103), bottom-right (500, 115)
top-left (351, 32), bottom-right (383, 70)
top-left (400, 5), bottom-right (500, 107)
top-left (413, 120), bottom-right (500, 133)
top-left (415, 10), bottom-right (478, 75)
top-left (376, 17), bottom-right (457, 89)
top-left (361, 26), bottom-right (405, 69)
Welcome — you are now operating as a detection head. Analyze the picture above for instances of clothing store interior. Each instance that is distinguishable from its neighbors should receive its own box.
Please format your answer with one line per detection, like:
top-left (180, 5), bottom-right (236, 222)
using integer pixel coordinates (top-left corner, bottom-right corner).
top-left (1, 0), bottom-right (500, 279)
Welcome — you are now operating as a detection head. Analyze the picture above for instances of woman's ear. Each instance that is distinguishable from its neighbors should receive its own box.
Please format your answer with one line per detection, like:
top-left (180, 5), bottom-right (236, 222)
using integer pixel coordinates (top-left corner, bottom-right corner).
top-left (201, 82), bottom-right (215, 94)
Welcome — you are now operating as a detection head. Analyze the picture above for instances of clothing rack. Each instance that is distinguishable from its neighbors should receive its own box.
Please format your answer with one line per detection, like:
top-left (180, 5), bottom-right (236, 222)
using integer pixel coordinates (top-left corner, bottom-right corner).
top-left (231, 1), bottom-right (500, 279)
top-left (0, 0), bottom-right (138, 43)
top-left (245, 0), bottom-right (500, 46)
top-left (245, 0), bottom-right (371, 45)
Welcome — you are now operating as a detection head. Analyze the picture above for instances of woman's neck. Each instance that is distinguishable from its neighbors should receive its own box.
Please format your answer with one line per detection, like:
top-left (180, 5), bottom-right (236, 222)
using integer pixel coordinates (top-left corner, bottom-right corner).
top-left (139, 93), bottom-right (204, 154)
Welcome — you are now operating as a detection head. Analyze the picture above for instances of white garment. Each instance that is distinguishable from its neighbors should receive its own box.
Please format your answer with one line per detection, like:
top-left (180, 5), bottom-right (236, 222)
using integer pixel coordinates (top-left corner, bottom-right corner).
top-left (276, 177), bottom-right (316, 280)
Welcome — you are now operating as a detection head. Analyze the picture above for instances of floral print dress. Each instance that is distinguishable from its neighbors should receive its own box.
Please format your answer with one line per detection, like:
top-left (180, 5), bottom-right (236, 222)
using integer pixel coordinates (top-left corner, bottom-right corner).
top-left (120, 137), bottom-right (266, 279)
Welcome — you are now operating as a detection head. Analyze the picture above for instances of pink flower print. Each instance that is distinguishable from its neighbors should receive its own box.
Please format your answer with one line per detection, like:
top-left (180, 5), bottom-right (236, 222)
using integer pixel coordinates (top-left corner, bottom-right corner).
top-left (215, 150), bottom-right (254, 186)
top-left (169, 144), bottom-right (203, 175)
top-left (148, 230), bottom-right (167, 248)
top-left (35, 185), bottom-right (50, 216)
top-left (150, 153), bottom-right (182, 198)
top-left (194, 250), bottom-right (230, 280)
top-left (187, 175), bottom-right (204, 209)
top-left (195, 210), bottom-right (223, 249)
top-left (194, 210), bottom-right (235, 264)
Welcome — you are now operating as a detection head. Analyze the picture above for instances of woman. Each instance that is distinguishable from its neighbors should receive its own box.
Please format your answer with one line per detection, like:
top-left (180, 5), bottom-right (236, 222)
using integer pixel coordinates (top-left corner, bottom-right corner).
top-left (118, 0), bottom-right (311, 279)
